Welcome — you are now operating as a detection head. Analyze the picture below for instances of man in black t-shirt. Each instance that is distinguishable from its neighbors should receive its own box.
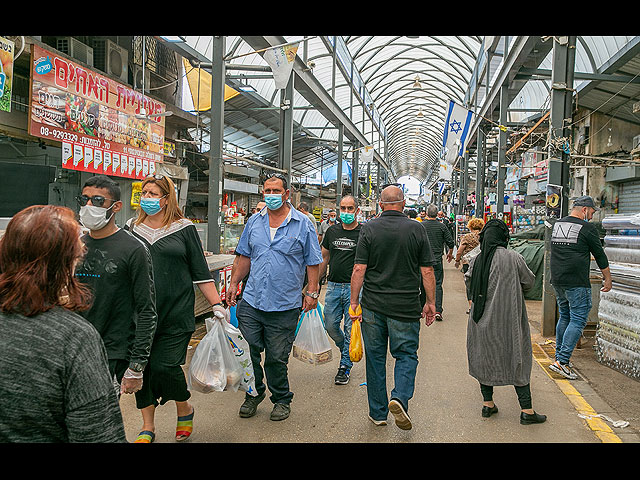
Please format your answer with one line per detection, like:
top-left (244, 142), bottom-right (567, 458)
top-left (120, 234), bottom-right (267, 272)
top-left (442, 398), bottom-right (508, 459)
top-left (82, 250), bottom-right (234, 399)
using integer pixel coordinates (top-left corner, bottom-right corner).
top-left (349, 186), bottom-right (436, 430)
top-left (319, 195), bottom-right (362, 385)
top-left (549, 196), bottom-right (611, 380)
top-left (74, 175), bottom-right (157, 397)
top-left (422, 204), bottom-right (455, 321)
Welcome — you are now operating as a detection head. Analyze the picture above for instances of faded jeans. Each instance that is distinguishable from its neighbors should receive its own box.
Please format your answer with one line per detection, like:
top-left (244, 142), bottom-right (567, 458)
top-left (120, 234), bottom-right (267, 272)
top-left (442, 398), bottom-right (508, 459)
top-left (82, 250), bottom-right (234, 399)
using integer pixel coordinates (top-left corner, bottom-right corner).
top-left (361, 307), bottom-right (420, 422)
top-left (323, 281), bottom-right (354, 370)
top-left (553, 285), bottom-right (592, 365)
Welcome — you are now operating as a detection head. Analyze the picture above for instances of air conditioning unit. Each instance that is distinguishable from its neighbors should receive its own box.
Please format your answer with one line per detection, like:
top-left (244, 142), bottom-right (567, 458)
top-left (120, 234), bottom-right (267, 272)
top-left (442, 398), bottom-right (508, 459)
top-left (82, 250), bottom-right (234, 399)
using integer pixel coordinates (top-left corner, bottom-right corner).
top-left (56, 37), bottom-right (93, 67)
top-left (93, 38), bottom-right (128, 83)
top-left (131, 65), bottom-right (150, 93)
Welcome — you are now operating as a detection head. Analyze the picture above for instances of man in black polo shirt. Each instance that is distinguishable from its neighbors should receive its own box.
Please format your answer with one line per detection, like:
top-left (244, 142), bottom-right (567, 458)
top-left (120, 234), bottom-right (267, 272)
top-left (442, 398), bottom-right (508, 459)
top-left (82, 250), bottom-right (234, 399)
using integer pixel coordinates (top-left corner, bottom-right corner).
top-left (319, 195), bottom-right (362, 385)
top-left (349, 185), bottom-right (436, 430)
top-left (421, 204), bottom-right (455, 321)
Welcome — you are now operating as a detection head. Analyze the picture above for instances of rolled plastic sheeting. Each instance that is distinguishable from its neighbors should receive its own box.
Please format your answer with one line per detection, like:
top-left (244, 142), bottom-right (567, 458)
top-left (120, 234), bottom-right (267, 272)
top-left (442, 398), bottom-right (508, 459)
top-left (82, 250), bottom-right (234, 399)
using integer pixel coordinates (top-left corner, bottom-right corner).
top-left (604, 247), bottom-right (640, 265)
top-left (602, 213), bottom-right (640, 230)
top-left (596, 288), bottom-right (640, 381)
top-left (604, 235), bottom-right (640, 247)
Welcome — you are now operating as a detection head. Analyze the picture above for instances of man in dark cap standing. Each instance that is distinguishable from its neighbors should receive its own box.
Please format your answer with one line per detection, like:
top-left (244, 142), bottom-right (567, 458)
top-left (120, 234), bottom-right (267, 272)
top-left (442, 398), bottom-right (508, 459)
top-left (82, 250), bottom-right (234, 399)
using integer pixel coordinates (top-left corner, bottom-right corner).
top-left (549, 196), bottom-right (611, 380)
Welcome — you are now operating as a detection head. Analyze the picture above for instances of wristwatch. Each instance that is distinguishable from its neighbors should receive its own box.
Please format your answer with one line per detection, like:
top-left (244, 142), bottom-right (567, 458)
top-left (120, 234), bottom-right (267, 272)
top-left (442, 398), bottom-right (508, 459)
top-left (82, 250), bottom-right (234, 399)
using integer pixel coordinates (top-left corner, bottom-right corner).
top-left (305, 291), bottom-right (319, 299)
top-left (129, 362), bottom-right (145, 373)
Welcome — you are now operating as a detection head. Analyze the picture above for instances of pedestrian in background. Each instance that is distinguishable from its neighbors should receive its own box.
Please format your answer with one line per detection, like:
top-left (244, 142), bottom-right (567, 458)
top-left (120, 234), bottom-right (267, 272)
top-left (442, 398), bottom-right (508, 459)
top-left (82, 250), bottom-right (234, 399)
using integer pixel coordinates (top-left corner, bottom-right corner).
top-left (227, 173), bottom-right (323, 422)
top-left (455, 217), bottom-right (485, 313)
top-left (126, 174), bottom-right (227, 443)
top-left (466, 219), bottom-right (546, 425)
top-left (350, 185), bottom-right (436, 430)
top-left (0, 205), bottom-right (126, 442)
top-left (297, 202), bottom-right (318, 232)
top-left (421, 204), bottom-right (455, 321)
top-left (549, 196), bottom-right (611, 380)
top-left (319, 195), bottom-right (362, 385)
top-left (318, 208), bottom-right (339, 244)
top-left (75, 175), bottom-right (157, 398)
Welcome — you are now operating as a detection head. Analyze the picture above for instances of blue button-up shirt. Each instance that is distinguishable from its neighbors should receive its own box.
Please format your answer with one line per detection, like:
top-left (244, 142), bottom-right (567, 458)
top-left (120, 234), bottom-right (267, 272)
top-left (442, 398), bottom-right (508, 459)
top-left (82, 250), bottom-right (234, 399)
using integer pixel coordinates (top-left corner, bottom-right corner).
top-left (236, 203), bottom-right (323, 312)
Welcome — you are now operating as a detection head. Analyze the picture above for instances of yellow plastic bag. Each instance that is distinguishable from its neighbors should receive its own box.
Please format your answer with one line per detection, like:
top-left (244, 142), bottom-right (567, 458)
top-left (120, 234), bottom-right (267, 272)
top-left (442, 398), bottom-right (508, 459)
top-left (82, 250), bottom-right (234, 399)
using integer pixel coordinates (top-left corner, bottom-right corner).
top-left (349, 319), bottom-right (363, 362)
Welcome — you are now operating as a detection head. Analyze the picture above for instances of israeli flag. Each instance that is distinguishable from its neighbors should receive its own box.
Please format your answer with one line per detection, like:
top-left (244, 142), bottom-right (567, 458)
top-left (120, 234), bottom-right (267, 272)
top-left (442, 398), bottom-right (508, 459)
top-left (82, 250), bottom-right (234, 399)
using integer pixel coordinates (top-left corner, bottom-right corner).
top-left (441, 99), bottom-right (473, 166)
top-left (438, 181), bottom-right (446, 195)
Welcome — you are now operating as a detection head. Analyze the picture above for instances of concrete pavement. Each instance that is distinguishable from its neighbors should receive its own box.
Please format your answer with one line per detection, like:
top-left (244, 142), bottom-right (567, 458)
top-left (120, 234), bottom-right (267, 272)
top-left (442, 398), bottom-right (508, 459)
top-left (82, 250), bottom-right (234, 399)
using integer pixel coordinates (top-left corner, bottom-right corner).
top-left (118, 261), bottom-right (637, 443)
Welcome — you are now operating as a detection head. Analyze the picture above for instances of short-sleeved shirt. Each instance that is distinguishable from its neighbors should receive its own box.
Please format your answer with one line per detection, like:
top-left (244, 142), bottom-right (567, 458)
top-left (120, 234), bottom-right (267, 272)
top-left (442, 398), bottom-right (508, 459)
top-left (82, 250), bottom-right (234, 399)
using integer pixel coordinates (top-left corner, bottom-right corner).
top-left (126, 218), bottom-right (213, 335)
top-left (354, 210), bottom-right (436, 321)
top-left (322, 223), bottom-right (361, 283)
top-left (318, 219), bottom-right (339, 237)
top-left (235, 203), bottom-right (323, 312)
top-left (550, 215), bottom-right (609, 288)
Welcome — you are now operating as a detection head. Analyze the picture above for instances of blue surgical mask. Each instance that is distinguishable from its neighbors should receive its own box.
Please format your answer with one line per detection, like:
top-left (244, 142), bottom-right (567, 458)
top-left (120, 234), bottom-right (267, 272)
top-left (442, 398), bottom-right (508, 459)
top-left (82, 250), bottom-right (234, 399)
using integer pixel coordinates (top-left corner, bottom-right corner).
top-left (339, 212), bottom-right (355, 224)
top-left (264, 194), bottom-right (284, 210)
top-left (140, 197), bottom-right (163, 216)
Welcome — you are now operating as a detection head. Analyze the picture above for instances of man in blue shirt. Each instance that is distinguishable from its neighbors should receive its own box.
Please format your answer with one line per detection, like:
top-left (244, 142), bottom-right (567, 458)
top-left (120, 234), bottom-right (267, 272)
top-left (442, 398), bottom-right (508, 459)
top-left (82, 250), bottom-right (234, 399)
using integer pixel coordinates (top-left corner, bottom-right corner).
top-left (227, 173), bottom-right (323, 421)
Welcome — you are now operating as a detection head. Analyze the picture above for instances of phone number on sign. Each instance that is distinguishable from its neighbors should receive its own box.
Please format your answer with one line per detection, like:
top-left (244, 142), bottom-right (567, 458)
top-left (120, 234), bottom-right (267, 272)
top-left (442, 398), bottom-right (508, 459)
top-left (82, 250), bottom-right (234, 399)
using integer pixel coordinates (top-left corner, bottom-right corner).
top-left (39, 126), bottom-right (110, 149)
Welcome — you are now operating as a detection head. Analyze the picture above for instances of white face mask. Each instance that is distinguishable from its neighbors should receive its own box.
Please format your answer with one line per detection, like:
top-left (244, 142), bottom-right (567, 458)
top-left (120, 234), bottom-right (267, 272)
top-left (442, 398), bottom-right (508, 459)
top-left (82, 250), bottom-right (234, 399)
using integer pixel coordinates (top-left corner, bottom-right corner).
top-left (79, 204), bottom-right (115, 231)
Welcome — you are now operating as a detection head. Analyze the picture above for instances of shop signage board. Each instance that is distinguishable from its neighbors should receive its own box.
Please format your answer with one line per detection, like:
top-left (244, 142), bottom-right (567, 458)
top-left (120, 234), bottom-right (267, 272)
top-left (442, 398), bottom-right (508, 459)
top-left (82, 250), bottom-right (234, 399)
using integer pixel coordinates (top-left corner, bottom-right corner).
top-left (0, 36), bottom-right (14, 112)
top-left (28, 43), bottom-right (165, 179)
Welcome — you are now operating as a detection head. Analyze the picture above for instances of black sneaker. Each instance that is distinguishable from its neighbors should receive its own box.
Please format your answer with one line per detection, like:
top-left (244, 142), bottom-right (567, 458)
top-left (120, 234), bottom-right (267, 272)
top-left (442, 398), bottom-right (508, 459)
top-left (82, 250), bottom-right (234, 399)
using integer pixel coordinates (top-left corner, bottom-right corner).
top-left (239, 391), bottom-right (266, 418)
top-left (270, 403), bottom-right (291, 421)
top-left (549, 361), bottom-right (578, 380)
top-left (435, 313), bottom-right (443, 321)
top-left (334, 366), bottom-right (350, 385)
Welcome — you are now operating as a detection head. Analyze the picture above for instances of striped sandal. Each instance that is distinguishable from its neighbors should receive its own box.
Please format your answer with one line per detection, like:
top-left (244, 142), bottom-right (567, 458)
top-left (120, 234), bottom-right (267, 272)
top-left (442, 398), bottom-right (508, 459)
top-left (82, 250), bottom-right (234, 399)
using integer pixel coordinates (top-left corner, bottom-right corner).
top-left (134, 430), bottom-right (155, 443)
top-left (176, 408), bottom-right (194, 442)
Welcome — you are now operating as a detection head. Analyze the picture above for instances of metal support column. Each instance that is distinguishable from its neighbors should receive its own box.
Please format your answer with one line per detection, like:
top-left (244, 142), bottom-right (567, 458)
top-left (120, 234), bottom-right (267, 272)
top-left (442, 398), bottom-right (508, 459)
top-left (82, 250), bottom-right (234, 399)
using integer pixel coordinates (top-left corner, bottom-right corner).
top-left (352, 143), bottom-right (359, 198)
top-left (497, 85), bottom-right (508, 216)
top-left (541, 35), bottom-right (576, 336)
top-left (336, 124), bottom-right (344, 208)
top-left (375, 161), bottom-right (381, 214)
top-left (207, 36), bottom-right (225, 255)
top-left (476, 126), bottom-right (486, 219)
top-left (279, 75), bottom-right (294, 190)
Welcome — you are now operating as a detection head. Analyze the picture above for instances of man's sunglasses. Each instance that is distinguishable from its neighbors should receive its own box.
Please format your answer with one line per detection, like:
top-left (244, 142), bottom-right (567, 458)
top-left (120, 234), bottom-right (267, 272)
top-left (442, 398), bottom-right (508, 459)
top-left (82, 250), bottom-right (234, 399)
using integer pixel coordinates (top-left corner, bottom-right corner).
top-left (76, 195), bottom-right (116, 208)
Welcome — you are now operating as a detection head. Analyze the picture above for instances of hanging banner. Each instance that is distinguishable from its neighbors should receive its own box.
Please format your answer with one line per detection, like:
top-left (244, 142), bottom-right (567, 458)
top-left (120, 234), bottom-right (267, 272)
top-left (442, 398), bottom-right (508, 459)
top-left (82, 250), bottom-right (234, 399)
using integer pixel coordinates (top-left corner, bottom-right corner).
top-left (29, 44), bottom-right (165, 176)
top-left (0, 36), bottom-right (14, 112)
top-left (182, 58), bottom-right (239, 111)
top-left (439, 158), bottom-right (452, 181)
top-left (360, 145), bottom-right (374, 164)
top-left (440, 99), bottom-right (473, 165)
top-left (263, 42), bottom-right (299, 89)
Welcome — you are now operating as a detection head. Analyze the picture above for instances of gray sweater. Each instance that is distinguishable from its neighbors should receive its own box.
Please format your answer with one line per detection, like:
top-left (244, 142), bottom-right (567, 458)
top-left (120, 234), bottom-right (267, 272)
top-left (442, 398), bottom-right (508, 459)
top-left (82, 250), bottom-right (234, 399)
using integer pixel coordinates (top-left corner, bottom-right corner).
top-left (0, 307), bottom-right (127, 442)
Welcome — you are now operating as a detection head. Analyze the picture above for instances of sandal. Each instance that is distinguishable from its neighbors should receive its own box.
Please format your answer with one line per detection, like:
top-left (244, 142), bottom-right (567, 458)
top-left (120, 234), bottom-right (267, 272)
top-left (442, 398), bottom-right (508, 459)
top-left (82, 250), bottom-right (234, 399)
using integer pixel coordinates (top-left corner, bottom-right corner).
top-left (176, 407), bottom-right (194, 441)
top-left (134, 430), bottom-right (155, 443)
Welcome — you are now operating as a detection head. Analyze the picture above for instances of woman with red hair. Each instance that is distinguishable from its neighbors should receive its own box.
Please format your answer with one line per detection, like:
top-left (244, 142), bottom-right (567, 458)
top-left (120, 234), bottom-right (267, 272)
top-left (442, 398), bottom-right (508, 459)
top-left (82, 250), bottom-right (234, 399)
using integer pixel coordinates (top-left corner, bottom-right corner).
top-left (0, 205), bottom-right (126, 442)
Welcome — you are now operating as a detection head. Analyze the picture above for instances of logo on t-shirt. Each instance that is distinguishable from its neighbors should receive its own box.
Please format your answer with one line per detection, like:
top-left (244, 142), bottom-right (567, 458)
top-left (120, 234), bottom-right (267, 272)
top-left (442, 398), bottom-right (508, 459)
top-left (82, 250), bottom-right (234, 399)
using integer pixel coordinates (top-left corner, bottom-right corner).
top-left (552, 221), bottom-right (583, 245)
top-left (332, 237), bottom-right (357, 251)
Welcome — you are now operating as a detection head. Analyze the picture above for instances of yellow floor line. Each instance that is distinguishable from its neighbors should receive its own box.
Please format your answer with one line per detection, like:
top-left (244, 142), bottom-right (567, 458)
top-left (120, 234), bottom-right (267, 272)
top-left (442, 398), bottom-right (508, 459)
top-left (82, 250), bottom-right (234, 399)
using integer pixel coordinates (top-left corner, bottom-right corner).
top-left (531, 343), bottom-right (623, 443)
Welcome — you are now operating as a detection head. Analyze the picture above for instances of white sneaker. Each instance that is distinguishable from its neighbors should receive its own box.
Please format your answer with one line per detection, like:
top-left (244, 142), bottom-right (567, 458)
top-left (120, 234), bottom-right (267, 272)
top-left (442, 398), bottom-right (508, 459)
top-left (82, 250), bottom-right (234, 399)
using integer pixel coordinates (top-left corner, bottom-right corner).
top-left (368, 415), bottom-right (387, 426)
top-left (549, 361), bottom-right (578, 380)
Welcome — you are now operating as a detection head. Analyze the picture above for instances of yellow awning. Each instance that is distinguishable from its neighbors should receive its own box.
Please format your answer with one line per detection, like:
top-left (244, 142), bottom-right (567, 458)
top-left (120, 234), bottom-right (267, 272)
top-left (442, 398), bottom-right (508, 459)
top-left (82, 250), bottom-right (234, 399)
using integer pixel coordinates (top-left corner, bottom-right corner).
top-left (183, 58), bottom-right (240, 111)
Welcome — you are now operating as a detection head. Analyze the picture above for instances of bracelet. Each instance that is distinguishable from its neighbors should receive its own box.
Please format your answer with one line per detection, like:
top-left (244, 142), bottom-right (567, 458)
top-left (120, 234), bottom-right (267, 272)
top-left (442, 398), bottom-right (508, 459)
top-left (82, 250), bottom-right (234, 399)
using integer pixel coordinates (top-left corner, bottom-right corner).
top-left (211, 302), bottom-right (223, 308)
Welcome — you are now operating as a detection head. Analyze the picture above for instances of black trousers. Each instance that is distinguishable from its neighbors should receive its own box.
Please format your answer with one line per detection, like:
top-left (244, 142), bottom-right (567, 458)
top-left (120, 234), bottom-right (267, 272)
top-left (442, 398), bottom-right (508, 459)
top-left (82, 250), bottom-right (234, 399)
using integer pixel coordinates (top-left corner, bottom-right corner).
top-left (480, 383), bottom-right (532, 410)
top-left (236, 300), bottom-right (301, 405)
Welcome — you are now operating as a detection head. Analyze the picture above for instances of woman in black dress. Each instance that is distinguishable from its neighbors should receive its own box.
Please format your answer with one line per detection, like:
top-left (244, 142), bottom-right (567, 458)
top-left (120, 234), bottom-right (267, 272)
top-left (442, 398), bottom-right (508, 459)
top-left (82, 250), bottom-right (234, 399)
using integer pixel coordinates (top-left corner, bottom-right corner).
top-left (126, 175), bottom-right (227, 442)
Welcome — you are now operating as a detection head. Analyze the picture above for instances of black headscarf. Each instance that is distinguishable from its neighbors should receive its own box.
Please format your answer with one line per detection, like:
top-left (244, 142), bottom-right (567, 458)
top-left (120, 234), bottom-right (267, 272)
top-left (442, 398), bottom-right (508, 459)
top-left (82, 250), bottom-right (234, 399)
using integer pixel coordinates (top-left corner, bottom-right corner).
top-left (469, 218), bottom-right (510, 323)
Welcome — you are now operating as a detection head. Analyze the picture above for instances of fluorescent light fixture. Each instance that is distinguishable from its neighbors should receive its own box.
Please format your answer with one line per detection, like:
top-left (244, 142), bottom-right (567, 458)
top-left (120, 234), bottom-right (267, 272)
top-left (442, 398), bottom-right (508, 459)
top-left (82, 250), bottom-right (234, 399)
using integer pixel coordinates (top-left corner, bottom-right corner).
top-left (238, 83), bottom-right (257, 93)
top-left (159, 36), bottom-right (186, 43)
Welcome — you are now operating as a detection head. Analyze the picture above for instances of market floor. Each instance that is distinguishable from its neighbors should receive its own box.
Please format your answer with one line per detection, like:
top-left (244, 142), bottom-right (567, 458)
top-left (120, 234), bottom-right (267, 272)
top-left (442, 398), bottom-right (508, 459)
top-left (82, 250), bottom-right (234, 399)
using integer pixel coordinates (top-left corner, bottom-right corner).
top-left (118, 261), bottom-right (640, 444)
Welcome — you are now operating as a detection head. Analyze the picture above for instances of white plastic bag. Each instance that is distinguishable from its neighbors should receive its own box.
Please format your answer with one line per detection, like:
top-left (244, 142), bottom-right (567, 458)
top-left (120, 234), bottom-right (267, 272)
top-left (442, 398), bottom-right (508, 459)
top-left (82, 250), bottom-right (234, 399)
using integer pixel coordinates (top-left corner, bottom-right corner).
top-left (222, 314), bottom-right (258, 396)
top-left (187, 314), bottom-right (244, 394)
top-left (292, 308), bottom-right (333, 365)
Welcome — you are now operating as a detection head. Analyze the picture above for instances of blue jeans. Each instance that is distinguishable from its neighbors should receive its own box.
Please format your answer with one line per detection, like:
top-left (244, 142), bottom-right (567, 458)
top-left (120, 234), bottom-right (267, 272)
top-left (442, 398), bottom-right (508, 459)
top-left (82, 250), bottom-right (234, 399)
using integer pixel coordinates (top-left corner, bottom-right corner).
top-left (553, 285), bottom-right (592, 365)
top-left (361, 308), bottom-right (420, 421)
top-left (324, 282), bottom-right (353, 370)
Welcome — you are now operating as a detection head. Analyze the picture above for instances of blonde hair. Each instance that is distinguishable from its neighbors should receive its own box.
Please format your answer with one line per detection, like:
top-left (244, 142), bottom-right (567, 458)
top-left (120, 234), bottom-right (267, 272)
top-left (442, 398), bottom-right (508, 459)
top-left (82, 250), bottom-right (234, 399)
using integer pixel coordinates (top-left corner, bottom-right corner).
top-left (135, 175), bottom-right (184, 228)
top-left (467, 217), bottom-right (485, 231)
